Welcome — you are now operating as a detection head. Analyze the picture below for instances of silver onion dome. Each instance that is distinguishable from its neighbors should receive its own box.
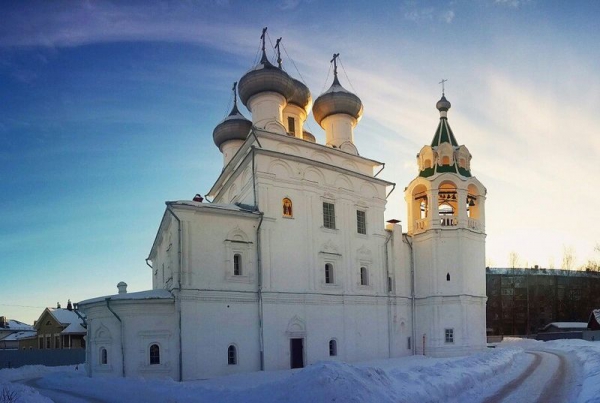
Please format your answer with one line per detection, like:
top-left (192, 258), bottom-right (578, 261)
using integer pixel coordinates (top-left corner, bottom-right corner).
top-left (212, 103), bottom-right (252, 149)
top-left (436, 95), bottom-right (451, 113)
top-left (288, 78), bottom-right (312, 113)
top-left (312, 75), bottom-right (363, 127)
top-left (238, 53), bottom-right (296, 107)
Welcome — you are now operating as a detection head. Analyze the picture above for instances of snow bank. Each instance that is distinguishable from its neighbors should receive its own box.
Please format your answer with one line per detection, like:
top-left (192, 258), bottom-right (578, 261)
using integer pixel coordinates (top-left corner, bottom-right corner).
top-left (0, 364), bottom-right (80, 403)
top-left (27, 349), bottom-right (521, 403)
top-left (546, 339), bottom-right (600, 403)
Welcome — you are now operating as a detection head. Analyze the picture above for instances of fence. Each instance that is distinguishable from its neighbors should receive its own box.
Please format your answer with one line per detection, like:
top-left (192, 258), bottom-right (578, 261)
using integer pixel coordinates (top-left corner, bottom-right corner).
top-left (0, 349), bottom-right (85, 369)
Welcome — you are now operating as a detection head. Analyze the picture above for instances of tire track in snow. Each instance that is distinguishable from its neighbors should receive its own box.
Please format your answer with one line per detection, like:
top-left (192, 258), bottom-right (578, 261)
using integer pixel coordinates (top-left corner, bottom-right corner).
top-left (483, 350), bottom-right (570, 403)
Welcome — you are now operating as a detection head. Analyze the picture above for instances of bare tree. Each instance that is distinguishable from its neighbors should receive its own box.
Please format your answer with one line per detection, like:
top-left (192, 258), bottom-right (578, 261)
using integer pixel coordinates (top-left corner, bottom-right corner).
top-left (562, 245), bottom-right (576, 270)
top-left (509, 251), bottom-right (520, 268)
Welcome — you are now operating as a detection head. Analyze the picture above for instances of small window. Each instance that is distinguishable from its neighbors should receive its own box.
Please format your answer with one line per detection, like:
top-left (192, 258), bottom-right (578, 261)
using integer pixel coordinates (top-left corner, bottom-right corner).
top-left (288, 117), bottom-right (296, 135)
top-left (388, 277), bottom-right (393, 292)
top-left (228, 345), bottom-right (237, 365)
top-left (445, 329), bottom-right (454, 343)
top-left (446, 273), bottom-right (450, 281)
top-left (407, 337), bottom-right (411, 350)
top-left (356, 210), bottom-right (366, 234)
top-left (100, 347), bottom-right (108, 365)
top-left (325, 263), bottom-right (334, 284)
top-left (149, 344), bottom-right (160, 365)
top-left (323, 202), bottom-right (336, 229)
top-left (233, 254), bottom-right (242, 276)
top-left (55, 335), bottom-right (60, 349)
top-left (329, 339), bottom-right (337, 357)
top-left (46, 320), bottom-right (51, 326)
top-left (283, 198), bottom-right (293, 217)
top-left (39, 337), bottom-right (43, 349)
top-left (46, 336), bottom-right (51, 349)
top-left (360, 267), bottom-right (368, 286)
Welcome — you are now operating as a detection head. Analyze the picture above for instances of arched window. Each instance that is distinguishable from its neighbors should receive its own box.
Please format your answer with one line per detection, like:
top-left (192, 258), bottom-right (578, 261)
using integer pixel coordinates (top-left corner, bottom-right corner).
top-left (446, 273), bottom-right (451, 281)
top-left (100, 347), bottom-right (108, 365)
top-left (325, 263), bottom-right (334, 284)
top-left (283, 198), bottom-right (293, 217)
top-left (439, 203), bottom-right (454, 216)
top-left (419, 199), bottom-right (428, 219)
top-left (233, 254), bottom-right (242, 276)
top-left (329, 339), bottom-right (337, 356)
top-left (360, 267), bottom-right (368, 286)
top-left (442, 156), bottom-right (450, 165)
top-left (149, 344), bottom-right (160, 365)
top-left (228, 345), bottom-right (237, 365)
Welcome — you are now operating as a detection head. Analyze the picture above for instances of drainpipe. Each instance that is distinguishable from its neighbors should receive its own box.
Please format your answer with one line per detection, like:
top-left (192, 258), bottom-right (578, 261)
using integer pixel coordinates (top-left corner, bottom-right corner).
top-left (403, 234), bottom-right (417, 355)
top-left (105, 298), bottom-right (125, 377)
top-left (256, 213), bottom-right (265, 370)
top-left (386, 184), bottom-right (396, 199)
top-left (384, 230), bottom-right (393, 358)
top-left (166, 204), bottom-right (184, 382)
top-left (145, 258), bottom-right (153, 269)
top-left (72, 304), bottom-right (87, 328)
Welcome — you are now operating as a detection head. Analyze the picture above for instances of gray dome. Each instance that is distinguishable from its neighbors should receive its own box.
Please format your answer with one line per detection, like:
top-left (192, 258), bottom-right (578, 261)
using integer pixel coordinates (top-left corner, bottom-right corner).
top-left (436, 95), bottom-right (451, 112)
top-left (213, 104), bottom-right (252, 149)
top-left (238, 55), bottom-right (296, 107)
top-left (302, 130), bottom-right (316, 143)
top-left (288, 78), bottom-right (312, 113)
top-left (312, 77), bottom-right (363, 127)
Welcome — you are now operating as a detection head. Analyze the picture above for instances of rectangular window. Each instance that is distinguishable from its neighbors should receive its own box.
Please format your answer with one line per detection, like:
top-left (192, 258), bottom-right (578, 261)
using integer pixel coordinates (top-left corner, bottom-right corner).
top-left (233, 254), bottom-right (242, 276)
top-left (356, 210), bottom-right (366, 234)
top-left (360, 267), bottom-right (368, 286)
top-left (55, 335), bottom-right (60, 349)
top-left (46, 335), bottom-right (51, 349)
top-left (39, 337), bottom-right (43, 349)
top-left (388, 277), bottom-right (393, 292)
top-left (323, 202), bottom-right (336, 229)
top-left (325, 263), bottom-right (334, 284)
top-left (287, 116), bottom-right (296, 135)
top-left (445, 328), bottom-right (454, 343)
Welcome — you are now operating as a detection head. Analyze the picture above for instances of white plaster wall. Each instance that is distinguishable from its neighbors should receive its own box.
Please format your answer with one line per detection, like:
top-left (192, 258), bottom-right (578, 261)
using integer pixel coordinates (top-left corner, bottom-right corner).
top-left (180, 295), bottom-right (260, 380)
top-left (82, 300), bottom-right (178, 379)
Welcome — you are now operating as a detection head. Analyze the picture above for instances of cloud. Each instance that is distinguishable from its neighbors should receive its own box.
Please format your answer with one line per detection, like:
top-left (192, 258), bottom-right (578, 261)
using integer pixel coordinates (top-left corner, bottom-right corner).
top-left (441, 10), bottom-right (455, 23)
top-left (494, 0), bottom-right (530, 8)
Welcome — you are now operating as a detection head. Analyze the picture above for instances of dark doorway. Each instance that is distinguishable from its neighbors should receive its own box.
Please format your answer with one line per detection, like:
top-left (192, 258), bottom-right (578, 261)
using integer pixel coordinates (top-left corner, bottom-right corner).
top-left (290, 338), bottom-right (304, 369)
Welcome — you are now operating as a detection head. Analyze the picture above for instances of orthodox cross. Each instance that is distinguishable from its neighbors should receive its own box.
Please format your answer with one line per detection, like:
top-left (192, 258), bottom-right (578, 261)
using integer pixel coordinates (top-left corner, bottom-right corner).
top-left (275, 37), bottom-right (283, 68)
top-left (331, 53), bottom-right (340, 78)
top-left (232, 82), bottom-right (238, 108)
top-left (260, 27), bottom-right (267, 53)
top-left (439, 79), bottom-right (448, 95)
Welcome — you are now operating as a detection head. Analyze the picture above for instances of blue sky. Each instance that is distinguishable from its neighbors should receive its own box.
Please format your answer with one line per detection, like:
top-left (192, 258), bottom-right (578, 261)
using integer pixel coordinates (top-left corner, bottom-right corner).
top-left (1, 0), bottom-right (599, 325)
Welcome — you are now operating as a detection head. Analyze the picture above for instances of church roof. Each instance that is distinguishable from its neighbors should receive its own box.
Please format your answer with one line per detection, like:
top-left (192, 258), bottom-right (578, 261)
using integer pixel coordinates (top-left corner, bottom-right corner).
top-left (430, 117), bottom-right (459, 148)
top-left (78, 289), bottom-right (174, 306)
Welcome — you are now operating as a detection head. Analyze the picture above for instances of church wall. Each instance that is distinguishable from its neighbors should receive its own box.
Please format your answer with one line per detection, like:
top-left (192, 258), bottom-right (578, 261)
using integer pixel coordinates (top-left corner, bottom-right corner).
top-left (180, 294), bottom-right (260, 380)
top-left (82, 300), bottom-right (177, 379)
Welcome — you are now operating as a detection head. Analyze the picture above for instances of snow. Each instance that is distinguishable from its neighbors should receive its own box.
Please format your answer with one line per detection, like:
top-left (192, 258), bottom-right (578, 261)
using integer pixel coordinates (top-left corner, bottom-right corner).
top-left (2, 339), bottom-right (600, 402)
top-left (47, 308), bottom-right (84, 327)
top-left (543, 322), bottom-right (588, 330)
top-left (78, 289), bottom-right (174, 305)
top-left (0, 330), bottom-right (36, 341)
top-left (0, 320), bottom-right (34, 331)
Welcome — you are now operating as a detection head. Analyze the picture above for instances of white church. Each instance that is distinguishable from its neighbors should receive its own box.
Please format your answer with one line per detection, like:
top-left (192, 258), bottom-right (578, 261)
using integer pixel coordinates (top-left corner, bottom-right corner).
top-left (78, 31), bottom-right (488, 380)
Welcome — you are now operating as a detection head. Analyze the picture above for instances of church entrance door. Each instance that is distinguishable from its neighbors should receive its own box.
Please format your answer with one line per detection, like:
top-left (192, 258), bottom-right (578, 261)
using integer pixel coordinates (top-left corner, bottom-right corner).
top-left (290, 338), bottom-right (304, 369)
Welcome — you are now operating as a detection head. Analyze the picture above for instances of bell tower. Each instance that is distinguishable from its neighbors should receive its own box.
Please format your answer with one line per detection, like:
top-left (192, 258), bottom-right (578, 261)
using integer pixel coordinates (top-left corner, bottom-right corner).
top-left (404, 91), bottom-right (487, 357)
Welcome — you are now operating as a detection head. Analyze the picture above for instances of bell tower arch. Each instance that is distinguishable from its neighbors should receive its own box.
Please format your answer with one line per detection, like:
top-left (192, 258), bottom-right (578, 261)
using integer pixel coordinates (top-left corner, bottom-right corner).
top-left (404, 92), bottom-right (487, 357)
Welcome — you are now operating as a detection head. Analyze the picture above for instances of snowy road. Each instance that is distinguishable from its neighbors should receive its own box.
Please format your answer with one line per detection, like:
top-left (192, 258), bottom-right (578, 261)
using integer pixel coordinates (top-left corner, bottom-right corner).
top-left (456, 349), bottom-right (580, 403)
top-left (20, 377), bottom-right (107, 403)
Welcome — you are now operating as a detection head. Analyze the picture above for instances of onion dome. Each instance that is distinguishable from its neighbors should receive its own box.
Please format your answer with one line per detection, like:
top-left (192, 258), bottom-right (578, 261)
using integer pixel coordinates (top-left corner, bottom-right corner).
top-left (436, 95), bottom-right (451, 113)
top-left (213, 83), bottom-right (252, 149)
top-left (302, 130), bottom-right (316, 143)
top-left (288, 78), bottom-right (312, 113)
top-left (312, 60), bottom-right (363, 127)
top-left (238, 51), bottom-right (296, 107)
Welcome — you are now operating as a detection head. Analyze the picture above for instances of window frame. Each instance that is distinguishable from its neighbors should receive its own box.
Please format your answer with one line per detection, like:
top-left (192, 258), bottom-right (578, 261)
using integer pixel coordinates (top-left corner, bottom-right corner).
top-left (360, 266), bottom-right (368, 286)
top-left (287, 116), bottom-right (296, 135)
top-left (323, 202), bottom-right (336, 229)
top-left (325, 263), bottom-right (335, 285)
top-left (227, 345), bottom-right (237, 365)
top-left (149, 343), bottom-right (161, 365)
top-left (329, 339), bottom-right (337, 357)
top-left (445, 328), bottom-right (454, 344)
top-left (100, 347), bottom-right (108, 365)
top-left (356, 210), bottom-right (367, 235)
top-left (233, 253), bottom-right (242, 276)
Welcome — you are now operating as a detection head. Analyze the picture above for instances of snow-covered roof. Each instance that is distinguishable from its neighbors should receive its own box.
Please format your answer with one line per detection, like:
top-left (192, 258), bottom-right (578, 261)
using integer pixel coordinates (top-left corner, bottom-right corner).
top-left (61, 322), bottom-right (86, 335)
top-left (168, 200), bottom-right (259, 214)
top-left (78, 289), bottom-right (174, 306)
top-left (48, 308), bottom-right (84, 327)
top-left (1, 330), bottom-right (37, 341)
top-left (0, 320), bottom-right (34, 331)
top-left (543, 322), bottom-right (588, 330)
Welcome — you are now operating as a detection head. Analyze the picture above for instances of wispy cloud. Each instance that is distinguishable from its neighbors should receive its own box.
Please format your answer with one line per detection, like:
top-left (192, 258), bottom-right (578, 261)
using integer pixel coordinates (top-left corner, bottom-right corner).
top-left (494, 0), bottom-right (530, 8)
